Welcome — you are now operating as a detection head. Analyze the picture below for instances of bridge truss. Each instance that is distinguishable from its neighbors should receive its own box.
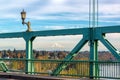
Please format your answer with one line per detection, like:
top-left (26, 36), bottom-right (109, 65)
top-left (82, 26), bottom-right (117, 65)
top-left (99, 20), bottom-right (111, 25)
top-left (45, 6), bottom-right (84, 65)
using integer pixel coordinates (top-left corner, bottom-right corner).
top-left (0, 25), bottom-right (120, 78)
top-left (0, 0), bottom-right (120, 79)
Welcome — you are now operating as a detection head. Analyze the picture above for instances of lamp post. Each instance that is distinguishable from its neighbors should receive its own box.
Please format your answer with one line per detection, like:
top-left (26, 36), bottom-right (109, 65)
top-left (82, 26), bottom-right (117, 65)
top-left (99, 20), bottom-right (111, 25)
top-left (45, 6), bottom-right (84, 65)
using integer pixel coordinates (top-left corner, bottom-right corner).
top-left (21, 10), bottom-right (34, 74)
top-left (21, 10), bottom-right (32, 32)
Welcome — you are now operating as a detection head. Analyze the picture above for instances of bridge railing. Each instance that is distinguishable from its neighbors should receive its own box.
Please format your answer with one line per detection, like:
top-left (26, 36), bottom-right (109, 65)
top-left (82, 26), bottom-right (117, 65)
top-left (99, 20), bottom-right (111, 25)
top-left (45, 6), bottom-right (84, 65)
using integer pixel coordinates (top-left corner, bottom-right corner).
top-left (0, 58), bottom-right (119, 79)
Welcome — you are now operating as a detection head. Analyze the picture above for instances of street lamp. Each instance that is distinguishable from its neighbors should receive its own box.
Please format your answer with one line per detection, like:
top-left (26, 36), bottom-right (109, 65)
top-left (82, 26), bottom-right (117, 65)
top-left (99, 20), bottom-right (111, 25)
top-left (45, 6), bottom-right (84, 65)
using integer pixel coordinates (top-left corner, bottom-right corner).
top-left (21, 10), bottom-right (32, 32)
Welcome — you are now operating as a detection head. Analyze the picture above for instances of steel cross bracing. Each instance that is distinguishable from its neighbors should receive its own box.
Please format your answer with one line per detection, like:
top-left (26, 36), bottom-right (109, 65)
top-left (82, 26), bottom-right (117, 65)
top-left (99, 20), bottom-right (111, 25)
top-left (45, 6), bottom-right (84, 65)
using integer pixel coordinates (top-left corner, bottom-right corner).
top-left (0, 26), bottom-right (120, 77)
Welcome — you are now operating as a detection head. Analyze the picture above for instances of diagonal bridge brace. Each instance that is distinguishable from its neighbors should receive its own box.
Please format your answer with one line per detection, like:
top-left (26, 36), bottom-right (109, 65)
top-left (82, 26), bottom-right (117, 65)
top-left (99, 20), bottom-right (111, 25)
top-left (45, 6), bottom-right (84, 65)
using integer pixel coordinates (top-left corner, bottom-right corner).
top-left (51, 37), bottom-right (88, 76)
top-left (100, 35), bottom-right (120, 61)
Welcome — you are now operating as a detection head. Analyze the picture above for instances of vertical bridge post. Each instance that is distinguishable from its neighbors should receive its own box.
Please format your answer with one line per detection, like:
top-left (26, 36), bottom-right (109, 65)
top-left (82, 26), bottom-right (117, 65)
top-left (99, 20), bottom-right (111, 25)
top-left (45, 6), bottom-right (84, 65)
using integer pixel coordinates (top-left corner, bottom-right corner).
top-left (89, 28), bottom-right (99, 79)
top-left (23, 35), bottom-right (35, 74)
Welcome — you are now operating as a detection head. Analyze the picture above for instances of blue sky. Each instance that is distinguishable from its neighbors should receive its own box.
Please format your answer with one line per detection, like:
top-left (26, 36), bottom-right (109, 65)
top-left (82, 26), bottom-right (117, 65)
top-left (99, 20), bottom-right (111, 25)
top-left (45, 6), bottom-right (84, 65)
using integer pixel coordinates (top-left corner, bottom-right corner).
top-left (0, 0), bottom-right (120, 32)
top-left (0, 0), bottom-right (120, 51)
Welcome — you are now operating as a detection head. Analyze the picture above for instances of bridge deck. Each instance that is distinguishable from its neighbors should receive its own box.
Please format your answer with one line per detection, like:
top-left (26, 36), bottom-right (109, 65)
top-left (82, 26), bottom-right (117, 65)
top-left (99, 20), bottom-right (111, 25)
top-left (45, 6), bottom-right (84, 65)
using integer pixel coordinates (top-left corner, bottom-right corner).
top-left (0, 72), bottom-right (86, 80)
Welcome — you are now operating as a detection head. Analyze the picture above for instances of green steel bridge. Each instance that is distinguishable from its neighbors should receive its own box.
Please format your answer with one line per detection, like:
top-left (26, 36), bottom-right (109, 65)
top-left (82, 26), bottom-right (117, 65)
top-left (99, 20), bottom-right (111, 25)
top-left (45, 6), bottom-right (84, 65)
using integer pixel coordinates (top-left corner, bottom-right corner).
top-left (0, 0), bottom-right (120, 79)
top-left (0, 26), bottom-right (120, 79)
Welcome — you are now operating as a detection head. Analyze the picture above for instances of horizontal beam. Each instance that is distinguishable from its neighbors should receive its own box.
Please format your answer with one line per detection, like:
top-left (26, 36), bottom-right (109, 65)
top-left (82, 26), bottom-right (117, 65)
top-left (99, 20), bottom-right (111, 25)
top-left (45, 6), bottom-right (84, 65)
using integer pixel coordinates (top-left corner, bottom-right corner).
top-left (0, 32), bottom-right (24, 38)
top-left (0, 28), bottom-right (88, 38)
top-left (96, 25), bottom-right (120, 33)
top-left (0, 25), bottom-right (120, 39)
top-left (31, 28), bottom-right (88, 37)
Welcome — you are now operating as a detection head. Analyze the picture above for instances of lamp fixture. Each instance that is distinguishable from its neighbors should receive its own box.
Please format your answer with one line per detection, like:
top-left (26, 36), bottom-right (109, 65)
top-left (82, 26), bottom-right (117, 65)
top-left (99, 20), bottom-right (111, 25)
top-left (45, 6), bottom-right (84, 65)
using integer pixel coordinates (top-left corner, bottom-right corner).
top-left (21, 9), bottom-right (32, 32)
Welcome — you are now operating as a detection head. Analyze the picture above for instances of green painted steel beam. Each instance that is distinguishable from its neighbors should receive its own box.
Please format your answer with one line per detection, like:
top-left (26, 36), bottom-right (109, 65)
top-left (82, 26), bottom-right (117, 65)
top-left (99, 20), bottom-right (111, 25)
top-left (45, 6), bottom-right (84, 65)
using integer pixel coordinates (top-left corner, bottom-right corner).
top-left (0, 32), bottom-right (24, 38)
top-left (31, 28), bottom-right (88, 37)
top-left (0, 25), bottom-right (120, 39)
top-left (89, 40), bottom-right (99, 79)
top-left (96, 25), bottom-right (120, 33)
top-left (100, 36), bottom-right (120, 60)
top-left (89, 28), bottom-right (99, 79)
top-left (52, 37), bottom-right (88, 76)
top-left (94, 41), bottom-right (99, 78)
top-left (0, 62), bottom-right (8, 72)
top-left (24, 37), bottom-right (35, 74)
top-left (0, 28), bottom-right (88, 38)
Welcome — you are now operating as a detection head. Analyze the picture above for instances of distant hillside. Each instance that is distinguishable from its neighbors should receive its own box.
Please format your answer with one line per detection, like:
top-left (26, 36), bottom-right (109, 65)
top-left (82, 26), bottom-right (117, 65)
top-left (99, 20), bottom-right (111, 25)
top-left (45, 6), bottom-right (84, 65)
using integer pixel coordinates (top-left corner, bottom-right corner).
top-left (0, 49), bottom-right (116, 61)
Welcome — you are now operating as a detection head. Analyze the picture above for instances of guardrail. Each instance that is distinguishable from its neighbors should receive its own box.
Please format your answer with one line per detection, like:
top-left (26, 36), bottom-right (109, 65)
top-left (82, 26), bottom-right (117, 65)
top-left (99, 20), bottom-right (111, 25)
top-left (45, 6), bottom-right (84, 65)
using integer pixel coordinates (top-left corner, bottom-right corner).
top-left (0, 58), bottom-right (119, 79)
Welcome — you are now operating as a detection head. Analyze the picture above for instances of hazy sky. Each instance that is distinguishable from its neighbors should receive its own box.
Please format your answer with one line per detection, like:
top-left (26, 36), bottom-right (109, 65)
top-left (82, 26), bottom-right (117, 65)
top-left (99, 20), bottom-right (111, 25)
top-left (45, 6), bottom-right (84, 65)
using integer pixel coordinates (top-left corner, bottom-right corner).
top-left (0, 0), bottom-right (120, 51)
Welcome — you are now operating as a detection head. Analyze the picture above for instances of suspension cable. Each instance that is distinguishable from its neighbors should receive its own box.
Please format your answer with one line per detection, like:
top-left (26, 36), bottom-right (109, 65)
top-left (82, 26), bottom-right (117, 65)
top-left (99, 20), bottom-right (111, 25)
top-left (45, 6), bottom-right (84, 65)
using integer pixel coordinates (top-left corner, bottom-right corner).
top-left (93, 0), bottom-right (95, 28)
top-left (89, 0), bottom-right (91, 28)
top-left (97, 0), bottom-right (99, 27)
top-left (89, 0), bottom-right (99, 28)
